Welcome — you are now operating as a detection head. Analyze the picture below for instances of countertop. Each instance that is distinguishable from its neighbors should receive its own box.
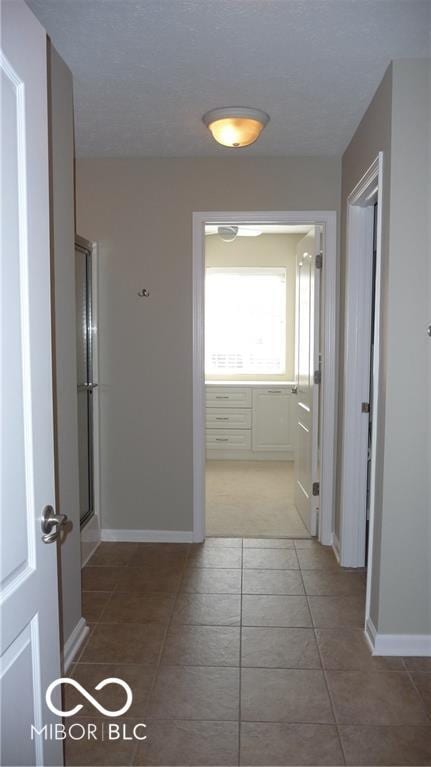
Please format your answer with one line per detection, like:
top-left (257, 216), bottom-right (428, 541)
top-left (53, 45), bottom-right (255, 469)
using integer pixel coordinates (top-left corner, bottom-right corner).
top-left (205, 380), bottom-right (295, 387)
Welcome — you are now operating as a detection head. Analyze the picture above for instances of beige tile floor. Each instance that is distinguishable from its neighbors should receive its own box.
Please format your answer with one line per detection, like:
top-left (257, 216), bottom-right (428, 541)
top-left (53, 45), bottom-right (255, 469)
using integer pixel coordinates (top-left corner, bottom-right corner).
top-left (68, 539), bottom-right (431, 766)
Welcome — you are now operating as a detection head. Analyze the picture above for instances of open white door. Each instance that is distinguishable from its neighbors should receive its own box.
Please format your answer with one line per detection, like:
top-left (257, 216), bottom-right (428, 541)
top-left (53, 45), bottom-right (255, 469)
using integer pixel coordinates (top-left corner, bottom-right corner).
top-left (1, 2), bottom-right (64, 764)
top-left (294, 227), bottom-right (321, 536)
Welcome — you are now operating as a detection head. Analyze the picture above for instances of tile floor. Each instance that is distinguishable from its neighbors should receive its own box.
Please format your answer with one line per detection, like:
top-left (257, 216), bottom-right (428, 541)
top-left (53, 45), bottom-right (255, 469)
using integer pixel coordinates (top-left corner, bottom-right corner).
top-left (67, 538), bottom-right (431, 766)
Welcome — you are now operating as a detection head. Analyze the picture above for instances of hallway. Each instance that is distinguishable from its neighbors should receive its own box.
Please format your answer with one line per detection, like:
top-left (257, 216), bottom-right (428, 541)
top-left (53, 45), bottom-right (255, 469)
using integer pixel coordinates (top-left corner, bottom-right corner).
top-left (69, 539), bottom-right (431, 766)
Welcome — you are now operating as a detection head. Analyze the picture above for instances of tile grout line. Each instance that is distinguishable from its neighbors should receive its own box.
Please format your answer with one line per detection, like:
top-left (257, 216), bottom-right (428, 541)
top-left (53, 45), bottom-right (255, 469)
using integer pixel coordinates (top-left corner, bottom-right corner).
top-left (66, 562), bottom-right (119, 765)
top-left (96, 585), bottom-right (117, 624)
top-left (74, 571), bottom-right (118, 664)
top-left (403, 665), bottom-right (431, 722)
top-left (301, 570), bottom-right (347, 764)
top-left (69, 658), bottom-right (418, 673)
top-left (76, 621), bottom-right (315, 630)
top-left (83, 588), bottom-right (364, 597)
top-left (81, 549), bottom-right (162, 766)
top-left (128, 545), bottom-right (192, 767)
top-left (297, 555), bottom-right (348, 767)
top-left (67, 712), bottom-right (431, 726)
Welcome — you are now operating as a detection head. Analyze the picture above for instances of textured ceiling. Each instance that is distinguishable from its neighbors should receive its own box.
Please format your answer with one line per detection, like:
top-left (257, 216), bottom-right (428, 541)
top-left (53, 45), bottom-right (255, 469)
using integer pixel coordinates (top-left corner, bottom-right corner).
top-left (27, 0), bottom-right (430, 158)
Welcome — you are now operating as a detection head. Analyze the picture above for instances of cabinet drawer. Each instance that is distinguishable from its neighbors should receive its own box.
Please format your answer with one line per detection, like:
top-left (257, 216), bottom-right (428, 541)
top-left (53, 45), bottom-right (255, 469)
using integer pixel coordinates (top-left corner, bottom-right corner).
top-left (206, 387), bottom-right (252, 408)
top-left (206, 429), bottom-right (252, 450)
top-left (206, 408), bottom-right (252, 430)
top-left (256, 387), bottom-right (291, 396)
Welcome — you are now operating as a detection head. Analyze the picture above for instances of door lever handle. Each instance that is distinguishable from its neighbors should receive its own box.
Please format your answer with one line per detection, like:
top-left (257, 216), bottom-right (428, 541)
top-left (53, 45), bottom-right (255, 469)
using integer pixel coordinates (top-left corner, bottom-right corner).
top-left (41, 505), bottom-right (68, 543)
top-left (78, 383), bottom-right (98, 391)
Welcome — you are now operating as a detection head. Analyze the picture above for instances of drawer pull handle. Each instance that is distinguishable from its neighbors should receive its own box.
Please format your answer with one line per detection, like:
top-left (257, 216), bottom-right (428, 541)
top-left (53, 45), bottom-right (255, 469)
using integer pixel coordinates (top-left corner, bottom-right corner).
top-left (215, 417), bottom-right (229, 421)
top-left (215, 438), bottom-right (229, 442)
top-left (215, 396), bottom-right (229, 399)
top-left (267, 389), bottom-right (282, 394)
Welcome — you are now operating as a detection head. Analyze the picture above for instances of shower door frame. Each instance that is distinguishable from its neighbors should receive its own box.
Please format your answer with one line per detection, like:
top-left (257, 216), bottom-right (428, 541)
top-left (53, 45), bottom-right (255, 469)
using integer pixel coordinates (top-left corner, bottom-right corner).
top-left (75, 235), bottom-right (101, 541)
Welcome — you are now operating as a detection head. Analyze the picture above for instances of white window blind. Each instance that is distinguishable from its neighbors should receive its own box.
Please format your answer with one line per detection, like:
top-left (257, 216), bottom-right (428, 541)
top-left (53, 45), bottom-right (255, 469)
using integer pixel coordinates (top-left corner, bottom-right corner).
top-left (205, 267), bottom-right (287, 376)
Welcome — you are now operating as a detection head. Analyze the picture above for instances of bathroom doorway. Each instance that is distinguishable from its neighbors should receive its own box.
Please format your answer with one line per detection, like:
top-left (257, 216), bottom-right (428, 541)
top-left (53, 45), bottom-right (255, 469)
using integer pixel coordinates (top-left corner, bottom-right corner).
top-left (204, 224), bottom-right (310, 538)
top-left (192, 211), bottom-right (337, 544)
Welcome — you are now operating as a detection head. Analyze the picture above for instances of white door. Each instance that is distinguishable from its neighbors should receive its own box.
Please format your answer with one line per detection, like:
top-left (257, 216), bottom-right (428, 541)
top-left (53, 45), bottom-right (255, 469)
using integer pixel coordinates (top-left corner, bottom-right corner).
top-left (1, 2), bottom-right (64, 765)
top-left (294, 228), bottom-right (321, 535)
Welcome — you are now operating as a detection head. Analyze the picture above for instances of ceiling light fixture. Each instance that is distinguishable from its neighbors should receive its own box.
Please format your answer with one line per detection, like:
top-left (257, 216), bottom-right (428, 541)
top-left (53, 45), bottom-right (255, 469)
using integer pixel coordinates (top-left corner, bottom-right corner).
top-left (203, 107), bottom-right (270, 148)
top-left (218, 226), bottom-right (239, 242)
top-left (207, 225), bottom-right (263, 241)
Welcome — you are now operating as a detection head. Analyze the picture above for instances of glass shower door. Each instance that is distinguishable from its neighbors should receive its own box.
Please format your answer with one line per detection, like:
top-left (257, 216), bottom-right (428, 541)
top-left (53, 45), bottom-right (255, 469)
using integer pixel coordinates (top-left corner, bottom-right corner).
top-left (75, 236), bottom-right (95, 527)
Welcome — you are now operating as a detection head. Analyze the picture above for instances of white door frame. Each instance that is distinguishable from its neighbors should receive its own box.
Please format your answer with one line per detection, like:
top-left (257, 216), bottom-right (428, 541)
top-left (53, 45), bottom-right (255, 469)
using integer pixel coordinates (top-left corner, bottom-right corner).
top-left (192, 210), bottom-right (337, 544)
top-left (339, 154), bottom-right (384, 579)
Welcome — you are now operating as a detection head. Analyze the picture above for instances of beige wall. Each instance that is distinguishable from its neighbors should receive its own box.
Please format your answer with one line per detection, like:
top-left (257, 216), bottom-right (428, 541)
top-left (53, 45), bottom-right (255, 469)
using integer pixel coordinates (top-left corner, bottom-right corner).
top-left (378, 59), bottom-right (430, 635)
top-left (75, 157), bottom-right (340, 533)
top-left (49, 45), bottom-right (82, 647)
top-left (340, 60), bottom-right (431, 636)
top-left (205, 233), bottom-right (302, 380)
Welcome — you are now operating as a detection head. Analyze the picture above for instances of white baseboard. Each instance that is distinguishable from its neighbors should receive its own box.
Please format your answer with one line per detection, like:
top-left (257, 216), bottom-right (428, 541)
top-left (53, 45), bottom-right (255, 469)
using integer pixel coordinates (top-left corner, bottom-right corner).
top-left (364, 616), bottom-right (377, 652)
top-left (62, 617), bottom-right (90, 672)
top-left (332, 532), bottom-right (341, 563)
top-left (101, 529), bottom-right (194, 543)
top-left (365, 617), bottom-right (431, 656)
top-left (81, 540), bottom-right (100, 567)
top-left (81, 512), bottom-right (101, 566)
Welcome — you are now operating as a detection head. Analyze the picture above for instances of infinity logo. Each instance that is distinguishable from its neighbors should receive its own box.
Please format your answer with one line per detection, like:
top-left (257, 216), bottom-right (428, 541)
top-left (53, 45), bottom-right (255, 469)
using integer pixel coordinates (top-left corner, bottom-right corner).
top-left (46, 677), bottom-right (133, 718)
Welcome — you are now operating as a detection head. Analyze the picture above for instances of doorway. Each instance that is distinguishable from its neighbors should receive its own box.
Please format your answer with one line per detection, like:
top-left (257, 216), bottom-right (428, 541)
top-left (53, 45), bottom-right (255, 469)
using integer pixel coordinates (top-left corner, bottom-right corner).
top-left (204, 226), bottom-right (309, 538)
top-left (192, 211), bottom-right (337, 545)
top-left (338, 154), bottom-right (384, 646)
top-left (339, 154), bottom-right (383, 579)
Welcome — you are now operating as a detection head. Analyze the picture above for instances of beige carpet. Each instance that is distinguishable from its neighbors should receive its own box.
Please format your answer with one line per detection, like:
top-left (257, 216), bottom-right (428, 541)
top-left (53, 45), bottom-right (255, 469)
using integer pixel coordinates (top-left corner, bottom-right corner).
top-left (206, 460), bottom-right (310, 538)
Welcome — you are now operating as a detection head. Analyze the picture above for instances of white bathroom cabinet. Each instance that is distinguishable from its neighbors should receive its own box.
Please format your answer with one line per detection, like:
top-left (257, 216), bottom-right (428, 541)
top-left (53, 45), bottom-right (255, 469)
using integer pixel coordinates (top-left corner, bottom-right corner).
top-left (252, 388), bottom-right (292, 452)
top-left (206, 383), bottom-right (294, 460)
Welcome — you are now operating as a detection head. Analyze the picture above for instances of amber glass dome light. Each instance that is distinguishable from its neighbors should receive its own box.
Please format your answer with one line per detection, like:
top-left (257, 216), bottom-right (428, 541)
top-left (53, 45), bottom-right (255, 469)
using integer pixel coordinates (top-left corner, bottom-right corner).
top-left (203, 107), bottom-right (270, 148)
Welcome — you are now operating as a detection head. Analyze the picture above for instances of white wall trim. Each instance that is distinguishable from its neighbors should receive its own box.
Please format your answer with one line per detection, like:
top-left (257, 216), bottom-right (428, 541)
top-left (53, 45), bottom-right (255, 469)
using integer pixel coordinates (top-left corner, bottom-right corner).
top-left (365, 617), bottom-right (431, 656)
top-left (62, 617), bottom-right (89, 672)
top-left (81, 533), bottom-right (100, 567)
top-left (340, 154), bottom-right (384, 572)
top-left (81, 512), bottom-right (101, 565)
top-left (192, 215), bottom-right (206, 543)
top-left (101, 529), bottom-right (194, 543)
top-left (332, 532), bottom-right (341, 564)
top-left (192, 211), bottom-right (337, 546)
top-left (364, 616), bottom-right (377, 653)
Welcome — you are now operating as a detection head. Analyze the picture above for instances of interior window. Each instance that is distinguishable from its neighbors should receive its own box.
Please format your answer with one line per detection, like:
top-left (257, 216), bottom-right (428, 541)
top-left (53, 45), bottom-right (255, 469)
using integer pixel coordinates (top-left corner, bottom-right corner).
top-left (205, 267), bottom-right (287, 376)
